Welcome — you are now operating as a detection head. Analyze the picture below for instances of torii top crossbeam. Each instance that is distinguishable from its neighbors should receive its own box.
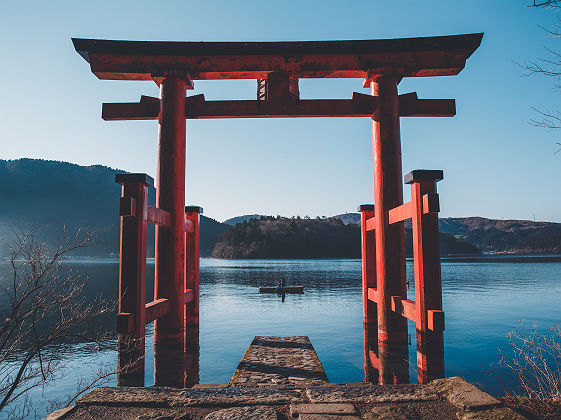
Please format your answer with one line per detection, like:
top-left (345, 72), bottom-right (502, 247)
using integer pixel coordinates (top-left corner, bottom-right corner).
top-left (72, 33), bottom-right (482, 121)
top-left (72, 33), bottom-right (482, 81)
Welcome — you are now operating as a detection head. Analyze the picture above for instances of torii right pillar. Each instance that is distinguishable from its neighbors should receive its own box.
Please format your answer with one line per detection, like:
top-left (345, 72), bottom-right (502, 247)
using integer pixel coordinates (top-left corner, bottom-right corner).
top-left (369, 76), bottom-right (409, 384)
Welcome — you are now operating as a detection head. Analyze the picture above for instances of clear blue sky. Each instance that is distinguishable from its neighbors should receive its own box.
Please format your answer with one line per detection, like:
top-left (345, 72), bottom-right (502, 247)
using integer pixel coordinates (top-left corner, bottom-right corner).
top-left (1, 1), bottom-right (560, 222)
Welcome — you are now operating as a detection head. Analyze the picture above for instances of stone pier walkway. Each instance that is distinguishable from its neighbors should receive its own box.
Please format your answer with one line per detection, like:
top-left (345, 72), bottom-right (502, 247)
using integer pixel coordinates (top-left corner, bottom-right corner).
top-left (228, 336), bottom-right (328, 388)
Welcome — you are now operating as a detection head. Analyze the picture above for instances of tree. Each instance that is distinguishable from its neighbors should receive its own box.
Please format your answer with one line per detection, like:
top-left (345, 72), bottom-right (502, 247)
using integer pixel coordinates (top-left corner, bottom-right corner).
top-left (0, 230), bottom-right (112, 417)
top-left (524, 1), bottom-right (561, 153)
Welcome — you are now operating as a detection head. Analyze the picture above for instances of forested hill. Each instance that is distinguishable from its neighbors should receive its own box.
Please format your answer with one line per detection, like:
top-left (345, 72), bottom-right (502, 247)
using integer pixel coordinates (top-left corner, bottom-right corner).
top-left (332, 213), bottom-right (561, 255)
top-left (0, 159), bottom-right (229, 257)
top-left (439, 217), bottom-right (561, 254)
top-left (211, 216), bottom-right (481, 259)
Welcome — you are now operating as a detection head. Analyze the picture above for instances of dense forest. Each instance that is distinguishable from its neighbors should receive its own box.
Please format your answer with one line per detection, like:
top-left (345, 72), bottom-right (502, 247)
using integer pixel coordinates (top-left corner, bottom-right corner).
top-left (212, 216), bottom-right (481, 259)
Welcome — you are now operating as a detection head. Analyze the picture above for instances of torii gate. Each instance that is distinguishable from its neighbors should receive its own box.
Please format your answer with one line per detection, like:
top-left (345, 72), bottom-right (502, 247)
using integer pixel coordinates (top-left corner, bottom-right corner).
top-left (73, 33), bottom-right (482, 388)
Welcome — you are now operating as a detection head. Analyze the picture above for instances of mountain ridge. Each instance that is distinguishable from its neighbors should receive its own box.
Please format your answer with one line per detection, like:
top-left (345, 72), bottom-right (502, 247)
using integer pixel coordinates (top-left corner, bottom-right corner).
top-left (1, 159), bottom-right (559, 257)
top-left (0, 159), bottom-right (229, 257)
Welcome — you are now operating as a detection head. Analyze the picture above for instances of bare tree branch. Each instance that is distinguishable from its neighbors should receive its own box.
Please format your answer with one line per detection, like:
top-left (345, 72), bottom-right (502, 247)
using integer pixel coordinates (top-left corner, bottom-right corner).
top-left (0, 229), bottom-right (115, 414)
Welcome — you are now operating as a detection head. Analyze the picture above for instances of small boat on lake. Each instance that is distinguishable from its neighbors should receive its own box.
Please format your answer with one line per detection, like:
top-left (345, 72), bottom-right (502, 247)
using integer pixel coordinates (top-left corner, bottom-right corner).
top-left (259, 286), bottom-right (304, 294)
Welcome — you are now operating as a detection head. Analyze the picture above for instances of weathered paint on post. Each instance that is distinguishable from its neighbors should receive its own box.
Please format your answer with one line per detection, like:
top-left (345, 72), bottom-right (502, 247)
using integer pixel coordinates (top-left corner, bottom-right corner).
top-left (116, 173), bottom-right (152, 386)
top-left (370, 77), bottom-right (409, 372)
top-left (406, 170), bottom-right (445, 383)
top-left (154, 73), bottom-right (188, 387)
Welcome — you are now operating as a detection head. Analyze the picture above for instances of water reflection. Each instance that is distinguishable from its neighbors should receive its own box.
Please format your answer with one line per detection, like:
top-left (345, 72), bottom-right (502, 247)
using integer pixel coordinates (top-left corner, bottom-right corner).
top-left (1, 256), bottom-right (560, 414)
top-left (363, 322), bottom-right (409, 384)
top-left (184, 325), bottom-right (200, 387)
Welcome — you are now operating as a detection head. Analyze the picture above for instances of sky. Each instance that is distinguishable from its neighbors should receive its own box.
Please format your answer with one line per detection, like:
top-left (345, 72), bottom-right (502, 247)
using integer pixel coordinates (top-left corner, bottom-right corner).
top-left (1, 1), bottom-right (560, 223)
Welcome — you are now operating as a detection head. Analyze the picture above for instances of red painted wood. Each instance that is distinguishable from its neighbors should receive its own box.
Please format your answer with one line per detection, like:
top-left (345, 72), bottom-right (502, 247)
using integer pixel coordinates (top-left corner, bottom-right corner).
top-left (409, 177), bottom-right (444, 383)
top-left (184, 209), bottom-right (200, 326)
top-left (146, 205), bottom-right (171, 227)
top-left (154, 74), bottom-right (187, 388)
top-left (365, 216), bottom-right (376, 232)
top-left (370, 77), bottom-right (408, 349)
top-left (369, 76), bottom-right (409, 383)
top-left (184, 219), bottom-right (194, 233)
top-left (103, 101), bottom-right (160, 120)
top-left (145, 298), bottom-right (171, 324)
top-left (360, 208), bottom-right (377, 325)
top-left (119, 197), bottom-right (136, 217)
top-left (116, 178), bottom-right (149, 386)
top-left (399, 92), bottom-right (456, 117)
top-left (266, 72), bottom-right (291, 101)
top-left (367, 287), bottom-right (379, 303)
top-left (183, 289), bottom-right (194, 304)
top-left (428, 309), bottom-right (445, 331)
top-left (422, 193), bottom-right (440, 214)
top-left (85, 47), bottom-right (475, 81)
top-left (390, 296), bottom-right (416, 323)
top-left (117, 312), bottom-right (134, 334)
top-left (184, 209), bottom-right (200, 388)
top-left (388, 201), bottom-right (413, 224)
top-left (102, 90), bottom-right (458, 121)
top-left (103, 96), bottom-right (379, 120)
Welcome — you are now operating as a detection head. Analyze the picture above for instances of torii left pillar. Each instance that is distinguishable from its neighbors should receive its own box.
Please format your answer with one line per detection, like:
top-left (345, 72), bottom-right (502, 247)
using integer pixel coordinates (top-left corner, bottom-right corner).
top-left (154, 72), bottom-right (188, 387)
top-left (369, 76), bottom-right (409, 384)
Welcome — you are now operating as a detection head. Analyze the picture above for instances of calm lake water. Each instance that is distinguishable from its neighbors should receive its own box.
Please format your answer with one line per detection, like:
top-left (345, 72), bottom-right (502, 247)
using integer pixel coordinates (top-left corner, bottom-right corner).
top-left (3, 257), bottom-right (561, 418)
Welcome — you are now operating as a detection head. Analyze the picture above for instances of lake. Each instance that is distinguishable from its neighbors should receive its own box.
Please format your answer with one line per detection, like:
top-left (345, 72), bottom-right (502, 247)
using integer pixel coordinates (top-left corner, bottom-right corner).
top-left (2, 257), bottom-right (561, 419)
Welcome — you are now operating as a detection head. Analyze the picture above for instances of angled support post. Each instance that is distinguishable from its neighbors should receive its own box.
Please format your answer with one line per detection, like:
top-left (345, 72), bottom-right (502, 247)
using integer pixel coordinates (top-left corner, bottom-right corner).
top-left (370, 76), bottom-right (409, 384)
top-left (115, 173), bottom-right (153, 387)
top-left (154, 72), bottom-right (188, 387)
top-left (406, 169), bottom-right (445, 383)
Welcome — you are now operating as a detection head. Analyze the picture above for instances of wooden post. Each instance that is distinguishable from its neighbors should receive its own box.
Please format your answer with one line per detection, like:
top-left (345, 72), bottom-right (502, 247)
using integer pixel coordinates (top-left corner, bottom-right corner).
top-left (370, 77), bottom-right (409, 379)
top-left (406, 169), bottom-right (445, 383)
top-left (359, 205), bottom-right (376, 325)
top-left (184, 206), bottom-right (202, 326)
top-left (115, 173), bottom-right (152, 387)
top-left (184, 206), bottom-right (201, 387)
top-left (154, 72), bottom-right (188, 387)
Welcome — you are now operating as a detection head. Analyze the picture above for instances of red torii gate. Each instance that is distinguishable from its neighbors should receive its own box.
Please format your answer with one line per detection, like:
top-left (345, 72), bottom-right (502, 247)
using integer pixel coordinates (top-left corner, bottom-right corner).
top-left (73, 33), bottom-right (482, 388)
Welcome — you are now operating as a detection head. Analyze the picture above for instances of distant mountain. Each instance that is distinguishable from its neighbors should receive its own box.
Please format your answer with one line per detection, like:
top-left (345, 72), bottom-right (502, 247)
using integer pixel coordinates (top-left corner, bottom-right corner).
top-left (0, 159), bottom-right (229, 257)
top-left (212, 216), bottom-right (480, 259)
top-left (439, 217), bottom-right (561, 254)
top-left (332, 213), bottom-right (561, 255)
top-left (223, 214), bottom-right (266, 226)
top-left (333, 213), bottom-right (361, 225)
